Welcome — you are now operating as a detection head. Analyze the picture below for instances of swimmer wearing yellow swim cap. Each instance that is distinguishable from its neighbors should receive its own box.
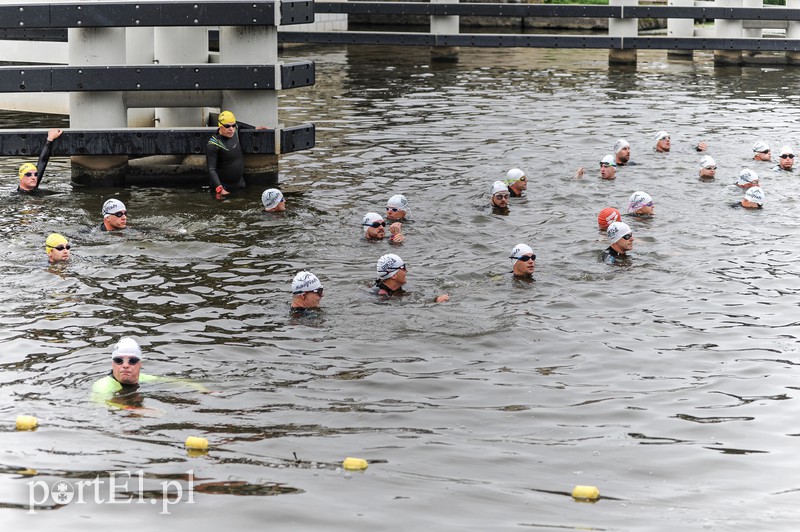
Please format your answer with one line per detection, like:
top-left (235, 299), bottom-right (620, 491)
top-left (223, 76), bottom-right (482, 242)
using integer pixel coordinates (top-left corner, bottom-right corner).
top-left (45, 233), bottom-right (71, 263)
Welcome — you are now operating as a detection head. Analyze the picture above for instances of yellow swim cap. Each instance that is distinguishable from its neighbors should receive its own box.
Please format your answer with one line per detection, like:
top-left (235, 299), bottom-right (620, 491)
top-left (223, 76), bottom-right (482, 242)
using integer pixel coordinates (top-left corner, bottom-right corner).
top-left (45, 233), bottom-right (68, 251)
top-left (218, 110), bottom-right (236, 126)
top-left (19, 163), bottom-right (37, 180)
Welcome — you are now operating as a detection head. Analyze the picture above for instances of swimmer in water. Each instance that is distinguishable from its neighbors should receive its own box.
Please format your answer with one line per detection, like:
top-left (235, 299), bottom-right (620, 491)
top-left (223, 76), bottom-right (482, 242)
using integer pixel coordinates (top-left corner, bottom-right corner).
top-left (261, 188), bottom-right (286, 212)
top-left (385, 194), bottom-right (409, 222)
top-left (752, 141), bottom-right (771, 162)
top-left (602, 221), bottom-right (634, 264)
top-left (45, 233), bottom-right (71, 264)
top-left (627, 191), bottom-right (654, 217)
top-left (510, 243), bottom-right (535, 278)
top-left (290, 271), bottom-right (323, 316)
top-left (739, 186), bottom-right (765, 209)
top-left (699, 155), bottom-right (716, 180)
top-left (91, 337), bottom-right (207, 408)
top-left (574, 154), bottom-right (617, 180)
top-left (373, 253), bottom-right (448, 302)
top-left (654, 130), bottom-right (707, 153)
top-left (16, 128), bottom-right (63, 194)
top-left (597, 207), bottom-right (621, 231)
top-left (363, 212), bottom-right (403, 243)
top-left (490, 181), bottom-right (510, 213)
top-left (100, 198), bottom-right (128, 232)
top-left (736, 168), bottom-right (759, 189)
top-left (772, 146), bottom-right (794, 173)
top-left (505, 168), bottom-right (527, 197)
top-left (614, 138), bottom-right (633, 166)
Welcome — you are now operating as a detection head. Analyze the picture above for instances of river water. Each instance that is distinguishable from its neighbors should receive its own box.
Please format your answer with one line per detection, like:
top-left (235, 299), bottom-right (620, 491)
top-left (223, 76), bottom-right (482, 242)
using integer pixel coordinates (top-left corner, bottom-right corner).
top-left (1, 45), bottom-right (800, 530)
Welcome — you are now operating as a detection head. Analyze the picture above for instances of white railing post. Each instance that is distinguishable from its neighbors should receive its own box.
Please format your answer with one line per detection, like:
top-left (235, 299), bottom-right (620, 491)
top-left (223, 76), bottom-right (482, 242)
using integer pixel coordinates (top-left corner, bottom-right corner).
top-left (609, 0), bottom-right (638, 64)
top-left (430, 0), bottom-right (460, 62)
top-left (667, 0), bottom-right (694, 60)
top-left (714, 0), bottom-right (744, 64)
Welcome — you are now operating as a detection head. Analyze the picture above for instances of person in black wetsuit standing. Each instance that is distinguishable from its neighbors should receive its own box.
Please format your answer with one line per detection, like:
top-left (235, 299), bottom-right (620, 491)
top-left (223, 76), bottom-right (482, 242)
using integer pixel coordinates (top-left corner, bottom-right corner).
top-left (206, 110), bottom-right (256, 198)
top-left (17, 128), bottom-right (63, 194)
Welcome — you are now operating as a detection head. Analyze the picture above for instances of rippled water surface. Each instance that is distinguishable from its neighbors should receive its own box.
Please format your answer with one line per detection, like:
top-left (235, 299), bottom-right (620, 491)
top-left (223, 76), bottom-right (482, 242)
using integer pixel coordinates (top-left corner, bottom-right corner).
top-left (2, 46), bottom-right (800, 530)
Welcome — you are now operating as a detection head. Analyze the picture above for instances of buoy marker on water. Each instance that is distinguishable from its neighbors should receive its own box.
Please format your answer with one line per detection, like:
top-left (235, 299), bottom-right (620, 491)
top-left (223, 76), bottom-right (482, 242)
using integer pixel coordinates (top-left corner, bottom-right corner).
top-left (571, 485), bottom-right (600, 501)
top-left (16, 415), bottom-right (38, 431)
top-left (185, 436), bottom-right (209, 450)
top-left (342, 457), bottom-right (368, 470)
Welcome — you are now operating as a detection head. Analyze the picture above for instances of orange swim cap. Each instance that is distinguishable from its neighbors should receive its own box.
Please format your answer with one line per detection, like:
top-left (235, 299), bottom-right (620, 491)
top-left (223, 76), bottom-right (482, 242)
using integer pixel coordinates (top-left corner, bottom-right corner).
top-left (597, 208), bottom-right (621, 230)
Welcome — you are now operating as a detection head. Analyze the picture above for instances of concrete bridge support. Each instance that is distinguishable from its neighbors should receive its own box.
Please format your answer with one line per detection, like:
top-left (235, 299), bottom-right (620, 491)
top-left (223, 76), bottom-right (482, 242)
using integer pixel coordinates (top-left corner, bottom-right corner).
top-left (714, 0), bottom-right (744, 65)
top-left (68, 28), bottom-right (128, 185)
top-left (609, 0), bottom-right (638, 65)
top-left (431, 0), bottom-right (460, 63)
top-left (219, 25), bottom-right (281, 185)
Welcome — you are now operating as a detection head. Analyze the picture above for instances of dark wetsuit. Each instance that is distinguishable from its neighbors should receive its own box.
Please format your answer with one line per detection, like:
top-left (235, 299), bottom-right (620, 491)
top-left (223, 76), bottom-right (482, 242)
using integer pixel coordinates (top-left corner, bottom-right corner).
top-left (508, 187), bottom-right (523, 198)
top-left (16, 139), bottom-right (55, 195)
top-left (601, 246), bottom-right (627, 265)
top-left (373, 280), bottom-right (404, 297)
top-left (206, 122), bottom-right (254, 193)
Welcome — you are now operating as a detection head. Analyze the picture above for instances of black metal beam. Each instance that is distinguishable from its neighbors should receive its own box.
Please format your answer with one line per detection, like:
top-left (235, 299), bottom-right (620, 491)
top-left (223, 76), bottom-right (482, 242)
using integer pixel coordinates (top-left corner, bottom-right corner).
top-left (313, 2), bottom-right (800, 21)
top-left (0, 62), bottom-right (314, 93)
top-left (0, 126), bottom-right (315, 156)
top-left (0, 1), bottom-right (315, 29)
top-left (279, 31), bottom-right (800, 51)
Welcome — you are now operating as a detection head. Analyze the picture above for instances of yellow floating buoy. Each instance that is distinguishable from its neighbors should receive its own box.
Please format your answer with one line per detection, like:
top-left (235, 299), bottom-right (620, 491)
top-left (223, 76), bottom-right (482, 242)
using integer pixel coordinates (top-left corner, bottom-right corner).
top-left (342, 457), bottom-right (368, 470)
top-left (15, 415), bottom-right (38, 431)
top-left (572, 485), bottom-right (600, 501)
top-left (185, 436), bottom-right (209, 450)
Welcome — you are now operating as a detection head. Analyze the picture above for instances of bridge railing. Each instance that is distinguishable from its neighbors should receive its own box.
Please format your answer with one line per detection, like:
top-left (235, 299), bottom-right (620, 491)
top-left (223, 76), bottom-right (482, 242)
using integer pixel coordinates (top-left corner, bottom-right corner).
top-left (281, 0), bottom-right (800, 64)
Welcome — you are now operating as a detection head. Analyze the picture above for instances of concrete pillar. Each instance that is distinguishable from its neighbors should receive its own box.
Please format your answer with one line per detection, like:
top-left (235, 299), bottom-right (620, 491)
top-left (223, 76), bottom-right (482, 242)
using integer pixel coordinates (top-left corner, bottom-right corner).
top-left (155, 27), bottom-right (208, 128)
top-left (68, 28), bottom-right (128, 185)
top-left (787, 0), bottom-right (800, 64)
top-left (609, 0), bottom-right (638, 64)
top-left (667, 0), bottom-right (694, 60)
top-left (126, 28), bottom-right (155, 128)
top-left (742, 0), bottom-right (762, 43)
top-left (430, 0), bottom-right (460, 63)
top-left (219, 25), bottom-right (280, 185)
top-left (714, 0), bottom-right (744, 65)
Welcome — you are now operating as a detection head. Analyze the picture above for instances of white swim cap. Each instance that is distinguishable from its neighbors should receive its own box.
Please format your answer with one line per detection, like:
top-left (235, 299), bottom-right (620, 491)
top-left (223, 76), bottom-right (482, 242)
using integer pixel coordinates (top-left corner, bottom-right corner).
top-left (780, 145), bottom-right (794, 156)
top-left (387, 194), bottom-right (409, 212)
top-left (627, 191), bottom-right (653, 213)
top-left (699, 155), bottom-right (716, 168)
top-left (510, 243), bottom-right (534, 263)
top-left (362, 212), bottom-right (384, 232)
top-left (102, 198), bottom-right (126, 218)
top-left (505, 168), bottom-right (525, 184)
top-left (600, 154), bottom-right (617, 167)
top-left (606, 221), bottom-right (632, 244)
top-left (614, 139), bottom-right (630, 153)
top-left (491, 181), bottom-right (509, 196)
top-left (261, 188), bottom-right (284, 210)
top-left (376, 253), bottom-right (405, 280)
top-left (654, 130), bottom-right (669, 142)
top-left (737, 168), bottom-right (759, 186)
top-left (744, 186), bottom-right (765, 205)
top-left (292, 271), bottom-right (322, 294)
top-left (753, 141), bottom-right (770, 153)
top-left (112, 337), bottom-right (142, 359)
